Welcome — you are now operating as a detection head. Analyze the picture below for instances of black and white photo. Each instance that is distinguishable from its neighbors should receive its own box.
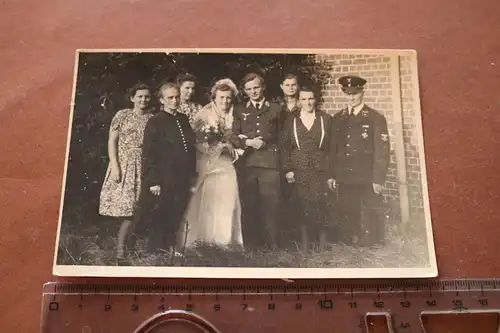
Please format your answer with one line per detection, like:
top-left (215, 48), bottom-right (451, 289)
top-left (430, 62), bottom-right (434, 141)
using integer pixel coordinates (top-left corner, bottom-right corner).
top-left (53, 48), bottom-right (437, 278)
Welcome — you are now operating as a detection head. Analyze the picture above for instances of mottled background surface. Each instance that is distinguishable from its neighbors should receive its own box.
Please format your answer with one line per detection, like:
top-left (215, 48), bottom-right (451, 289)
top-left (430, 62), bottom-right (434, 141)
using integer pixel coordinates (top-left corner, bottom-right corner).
top-left (1, 0), bottom-right (499, 332)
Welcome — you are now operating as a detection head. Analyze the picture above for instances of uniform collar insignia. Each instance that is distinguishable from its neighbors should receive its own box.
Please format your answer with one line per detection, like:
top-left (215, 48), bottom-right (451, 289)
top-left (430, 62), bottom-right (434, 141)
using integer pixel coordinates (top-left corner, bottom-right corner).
top-left (246, 100), bottom-right (270, 109)
top-left (362, 110), bottom-right (368, 117)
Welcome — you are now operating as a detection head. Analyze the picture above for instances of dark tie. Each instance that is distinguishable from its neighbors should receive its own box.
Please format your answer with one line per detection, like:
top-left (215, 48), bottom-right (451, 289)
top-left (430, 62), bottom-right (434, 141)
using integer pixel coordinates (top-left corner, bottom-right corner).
top-left (255, 103), bottom-right (260, 110)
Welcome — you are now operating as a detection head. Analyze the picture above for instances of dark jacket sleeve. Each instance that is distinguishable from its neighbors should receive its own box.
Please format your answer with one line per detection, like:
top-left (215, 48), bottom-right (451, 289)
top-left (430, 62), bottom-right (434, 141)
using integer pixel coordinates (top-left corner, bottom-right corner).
top-left (372, 112), bottom-right (391, 185)
top-left (230, 106), bottom-right (245, 149)
top-left (328, 113), bottom-right (340, 179)
top-left (261, 105), bottom-right (280, 145)
top-left (142, 117), bottom-right (163, 188)
top-left (321, 114), bottom-right (333, 172)
top-left (185, 116), bottom-right (198, 180)
top-left (279, 115), bottom-right (294, 173)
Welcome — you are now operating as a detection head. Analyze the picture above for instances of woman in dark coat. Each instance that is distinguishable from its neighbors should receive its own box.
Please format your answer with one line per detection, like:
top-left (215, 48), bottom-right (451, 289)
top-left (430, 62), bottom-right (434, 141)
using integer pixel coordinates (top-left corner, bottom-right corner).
top-left (134, 82), bottom-right (197, 257)
top-left (279, 86), bottom-right (334, 252)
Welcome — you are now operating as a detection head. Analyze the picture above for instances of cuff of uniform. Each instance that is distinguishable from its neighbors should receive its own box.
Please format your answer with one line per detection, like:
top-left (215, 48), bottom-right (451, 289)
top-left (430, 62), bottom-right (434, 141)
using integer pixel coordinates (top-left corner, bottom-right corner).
top-left (373, 176), bottom-right (386, 186)
top-left (237, 135), bottom-right (248, 148)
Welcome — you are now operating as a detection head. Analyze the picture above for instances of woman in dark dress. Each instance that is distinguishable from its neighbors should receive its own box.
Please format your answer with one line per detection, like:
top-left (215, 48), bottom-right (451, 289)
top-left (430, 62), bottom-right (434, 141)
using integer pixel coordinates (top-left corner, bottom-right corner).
top-left (280, 86), bottom-right (334, 252)
top-left (134, 82), bottom-right (197, 258)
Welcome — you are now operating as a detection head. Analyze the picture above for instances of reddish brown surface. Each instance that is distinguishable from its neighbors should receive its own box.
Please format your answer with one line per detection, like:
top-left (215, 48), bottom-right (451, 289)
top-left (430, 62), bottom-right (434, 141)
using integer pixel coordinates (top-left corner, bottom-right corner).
top-left (368, 313), bottom-right (500, 333)
top-left (1, 0), bottom-right (499, 332)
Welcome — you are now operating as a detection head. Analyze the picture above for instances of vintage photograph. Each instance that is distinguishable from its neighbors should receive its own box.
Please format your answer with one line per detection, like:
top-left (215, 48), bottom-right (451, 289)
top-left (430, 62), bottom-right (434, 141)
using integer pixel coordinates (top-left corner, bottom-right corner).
top-left (52, 48), bottom-right (437, 278)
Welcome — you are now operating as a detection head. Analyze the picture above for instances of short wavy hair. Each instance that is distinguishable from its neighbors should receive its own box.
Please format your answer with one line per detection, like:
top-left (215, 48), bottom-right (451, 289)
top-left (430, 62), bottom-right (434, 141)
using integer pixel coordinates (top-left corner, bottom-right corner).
top-left (210, 78), bottom-right (239, 100)
top-left (127, 82), bottom-right (151, 100)
top-left (175, 73), bottom-right (197, 86)
top-left (298, 85), bottom-right (317, 98)
top-left (282, 73), bottom-right (298, 83)
top-left (156, 82), bottom-right (180, 99)
top-left (240, 72), bottom-right (266, 91)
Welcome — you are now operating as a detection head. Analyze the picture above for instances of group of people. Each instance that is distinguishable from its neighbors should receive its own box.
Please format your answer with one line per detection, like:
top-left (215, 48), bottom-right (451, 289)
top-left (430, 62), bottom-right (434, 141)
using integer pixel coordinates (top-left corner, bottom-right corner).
top-left (97, 71), bottom-right (391, 262)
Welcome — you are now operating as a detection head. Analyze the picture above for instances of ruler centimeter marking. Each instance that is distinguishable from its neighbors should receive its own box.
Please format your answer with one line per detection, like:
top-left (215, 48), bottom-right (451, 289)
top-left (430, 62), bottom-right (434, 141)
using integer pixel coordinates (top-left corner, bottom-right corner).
top-left (41, 279), bottom-right (500, 333)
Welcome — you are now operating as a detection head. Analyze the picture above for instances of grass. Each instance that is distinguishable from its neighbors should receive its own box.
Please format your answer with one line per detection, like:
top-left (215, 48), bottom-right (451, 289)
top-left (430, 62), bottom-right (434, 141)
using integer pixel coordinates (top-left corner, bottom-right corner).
top-left (56, 219), bottom-right (431, 269)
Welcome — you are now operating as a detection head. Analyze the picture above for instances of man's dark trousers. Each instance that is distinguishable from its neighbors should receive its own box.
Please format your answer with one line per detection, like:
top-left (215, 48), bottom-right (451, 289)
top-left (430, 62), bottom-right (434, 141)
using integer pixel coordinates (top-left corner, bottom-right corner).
top-left (239, 166), bottom-right (280, 250)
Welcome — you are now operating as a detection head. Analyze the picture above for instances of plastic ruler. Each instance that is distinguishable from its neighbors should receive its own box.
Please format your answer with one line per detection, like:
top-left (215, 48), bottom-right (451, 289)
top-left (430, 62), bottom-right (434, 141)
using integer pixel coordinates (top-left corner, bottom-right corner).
top-left (40, 279), bottom-right (500, 333)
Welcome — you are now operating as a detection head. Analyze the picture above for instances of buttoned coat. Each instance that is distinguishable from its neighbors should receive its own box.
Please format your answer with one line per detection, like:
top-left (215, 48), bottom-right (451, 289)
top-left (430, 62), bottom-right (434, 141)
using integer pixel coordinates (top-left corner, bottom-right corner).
top-left (134, 111), bottom-right (197, 252)
top-left (329, 104), bottom-right (391, 185)
top-left (141, 111), bottom-right (197, 190)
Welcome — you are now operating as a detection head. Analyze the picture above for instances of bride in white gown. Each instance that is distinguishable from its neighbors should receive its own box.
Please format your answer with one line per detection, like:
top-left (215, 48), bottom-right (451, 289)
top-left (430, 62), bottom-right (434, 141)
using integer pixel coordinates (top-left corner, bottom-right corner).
top-left (180, 78), bottom-right (244, 249)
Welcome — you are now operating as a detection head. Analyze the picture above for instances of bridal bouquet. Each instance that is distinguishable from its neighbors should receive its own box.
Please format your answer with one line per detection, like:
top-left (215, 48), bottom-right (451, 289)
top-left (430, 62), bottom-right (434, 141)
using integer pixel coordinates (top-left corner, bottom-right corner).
top-left (193, 119), bottom-right (232, 147)
top-left (200, 123), bottom-right (226, 146)
top-left (192, 108), bottom-right (243, 162)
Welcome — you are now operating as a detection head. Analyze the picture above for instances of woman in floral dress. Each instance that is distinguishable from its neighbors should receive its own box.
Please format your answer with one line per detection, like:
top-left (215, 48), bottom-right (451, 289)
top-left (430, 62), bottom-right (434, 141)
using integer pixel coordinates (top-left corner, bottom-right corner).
top-left (176, 73), bottom-right (202, 127)
top-left (99, 83), bottom-right (153, 260)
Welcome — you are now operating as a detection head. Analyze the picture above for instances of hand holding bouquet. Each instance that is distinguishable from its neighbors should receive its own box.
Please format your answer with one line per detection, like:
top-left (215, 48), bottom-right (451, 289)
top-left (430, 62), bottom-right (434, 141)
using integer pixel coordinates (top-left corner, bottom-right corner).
top-left (193, 116), bottom-right (241, 162)
top-left (199, 123), bottom-right (225, 146)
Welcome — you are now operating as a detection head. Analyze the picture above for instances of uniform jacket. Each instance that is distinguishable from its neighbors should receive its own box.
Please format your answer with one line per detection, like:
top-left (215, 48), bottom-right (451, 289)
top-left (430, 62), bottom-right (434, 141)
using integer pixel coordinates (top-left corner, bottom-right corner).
top-left (141, 111), bottom-right (197, 190)
top-left (278, 97), bottom-right (301, 130)
top-left (280, 110), bottom-right (332, 174)
top-left (231, 100), bottom-right (282, 169)
top-left (329, 104), bottom-right (390, 185)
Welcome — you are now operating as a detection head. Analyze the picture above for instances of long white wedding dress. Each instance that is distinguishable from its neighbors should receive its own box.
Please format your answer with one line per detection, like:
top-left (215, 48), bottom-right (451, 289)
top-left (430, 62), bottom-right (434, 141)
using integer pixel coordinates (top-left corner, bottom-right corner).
top-left (180, 102), bottom-right (244, 249)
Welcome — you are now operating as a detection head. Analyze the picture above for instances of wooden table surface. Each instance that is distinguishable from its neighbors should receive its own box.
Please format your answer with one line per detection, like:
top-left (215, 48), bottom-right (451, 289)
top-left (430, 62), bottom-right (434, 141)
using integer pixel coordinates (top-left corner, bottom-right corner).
top-left (1, 0), bottom-right (499, 332)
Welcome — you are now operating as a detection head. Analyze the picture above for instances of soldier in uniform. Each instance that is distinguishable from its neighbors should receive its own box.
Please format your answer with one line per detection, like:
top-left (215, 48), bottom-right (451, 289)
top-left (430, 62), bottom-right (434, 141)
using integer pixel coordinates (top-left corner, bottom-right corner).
top-left (327, 75), bottom-right (390, 247)
top-left (231, 72), bottom-right (282, 249)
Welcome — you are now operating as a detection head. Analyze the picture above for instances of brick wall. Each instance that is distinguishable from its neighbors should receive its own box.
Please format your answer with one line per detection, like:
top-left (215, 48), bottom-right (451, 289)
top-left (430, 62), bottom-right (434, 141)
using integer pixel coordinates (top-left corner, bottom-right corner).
top-left (398, 54), bottom-right (425, 216)
top-left (313, 52), bottom-right (425, 221)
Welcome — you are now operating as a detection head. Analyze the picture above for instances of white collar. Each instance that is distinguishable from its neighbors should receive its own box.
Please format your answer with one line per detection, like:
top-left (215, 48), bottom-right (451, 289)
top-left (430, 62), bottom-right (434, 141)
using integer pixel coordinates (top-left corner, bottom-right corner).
top-left (349, 103), bottom-right (365, 116)
top-left (300, 109), bottom-right (316, 118)
top-left (250, 98), bottom-right (265, 108)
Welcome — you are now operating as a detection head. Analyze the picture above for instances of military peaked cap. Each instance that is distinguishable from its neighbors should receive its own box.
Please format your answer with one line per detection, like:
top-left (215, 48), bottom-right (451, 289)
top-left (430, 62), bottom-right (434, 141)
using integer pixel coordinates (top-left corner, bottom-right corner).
top-left (338, 75), bottom-right (367, 94)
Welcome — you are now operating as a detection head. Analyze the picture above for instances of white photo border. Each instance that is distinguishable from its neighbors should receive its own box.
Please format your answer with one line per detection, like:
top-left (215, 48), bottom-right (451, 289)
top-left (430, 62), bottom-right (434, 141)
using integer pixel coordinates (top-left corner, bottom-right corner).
top-left (52, 48), bottom-right (438, 279)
